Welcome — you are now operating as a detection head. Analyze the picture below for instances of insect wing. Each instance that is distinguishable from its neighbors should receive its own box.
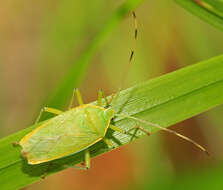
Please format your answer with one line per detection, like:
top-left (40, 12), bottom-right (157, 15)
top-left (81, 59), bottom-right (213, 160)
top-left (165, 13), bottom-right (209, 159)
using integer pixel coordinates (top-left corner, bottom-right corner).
top-left (21, 110), bottom-right (102, 164)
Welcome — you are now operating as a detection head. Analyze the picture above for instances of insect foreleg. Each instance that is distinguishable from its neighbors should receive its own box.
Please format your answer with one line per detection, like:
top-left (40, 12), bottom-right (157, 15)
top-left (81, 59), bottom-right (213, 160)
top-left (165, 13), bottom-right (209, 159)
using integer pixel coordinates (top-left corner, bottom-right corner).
top-left (103, 138), bottom-right (115, 148)
top-left (64, 164), bottom-right (88, 170)
top-left (35, 107), bottom-right (63, 124)
top-left (111, 88), bottom-right (121, 107)
top-left (98, 90), bottom-right (109, 107)
top-left (98, 90), bottom-right (116, 108)
top-left (97, 90), bottom-right (103, 106)
top-left (107, 93), bottom-right (115, 107)
top-left (109, 124), bottom-right (126, 134)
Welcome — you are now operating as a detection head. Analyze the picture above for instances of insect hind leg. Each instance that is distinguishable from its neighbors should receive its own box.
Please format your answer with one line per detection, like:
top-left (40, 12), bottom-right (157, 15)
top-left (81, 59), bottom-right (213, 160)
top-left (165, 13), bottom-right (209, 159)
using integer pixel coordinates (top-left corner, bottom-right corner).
top-left (97, 90), bottom-right (114, 108)
top-left (42, 150), bottom-right (91, 179)
top-left (41, 163), bottom-right (53, 179)
top-left (109, 124), bottom-right (126, 134)
top-left (35, 107), bottom-right (63, 124)
top-left (109, 124), bottom-right (150, 139)
top-left (63, 149), bottom-right (91, 170)
top-left (63, 163), bottom-right (88, 170)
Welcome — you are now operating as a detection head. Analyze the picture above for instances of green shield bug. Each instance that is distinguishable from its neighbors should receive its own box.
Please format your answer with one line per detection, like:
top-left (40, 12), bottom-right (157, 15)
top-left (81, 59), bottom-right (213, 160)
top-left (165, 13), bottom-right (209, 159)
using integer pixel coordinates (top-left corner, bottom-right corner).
top-left (13, 12), bottom-right (208, 179)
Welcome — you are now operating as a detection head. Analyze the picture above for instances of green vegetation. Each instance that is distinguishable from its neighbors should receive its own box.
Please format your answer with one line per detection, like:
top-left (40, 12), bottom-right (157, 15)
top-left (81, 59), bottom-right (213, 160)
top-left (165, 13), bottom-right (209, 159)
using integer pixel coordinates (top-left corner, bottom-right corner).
top-left (1, 55), bottom-right (223, 189)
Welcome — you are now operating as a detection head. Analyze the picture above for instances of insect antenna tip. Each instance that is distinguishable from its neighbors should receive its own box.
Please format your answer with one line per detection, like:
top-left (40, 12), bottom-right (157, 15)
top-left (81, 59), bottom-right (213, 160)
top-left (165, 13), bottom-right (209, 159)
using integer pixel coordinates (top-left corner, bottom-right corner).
top-left (205, 150), bottom-right (210, 156)
top-left (132, 11), bottom-right (136, 18)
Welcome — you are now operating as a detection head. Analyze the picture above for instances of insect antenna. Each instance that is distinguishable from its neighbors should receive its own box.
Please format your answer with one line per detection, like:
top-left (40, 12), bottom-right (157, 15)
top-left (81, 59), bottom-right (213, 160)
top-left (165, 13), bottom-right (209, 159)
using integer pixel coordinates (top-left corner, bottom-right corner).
top-left (111, 12), bottom-right (208, 156)
top-left (111, 11), bottom-right (138, 106)
top-left (120, 11), bottom-right (138, 90)
top-left (115, 113), bottom-right (209, 155)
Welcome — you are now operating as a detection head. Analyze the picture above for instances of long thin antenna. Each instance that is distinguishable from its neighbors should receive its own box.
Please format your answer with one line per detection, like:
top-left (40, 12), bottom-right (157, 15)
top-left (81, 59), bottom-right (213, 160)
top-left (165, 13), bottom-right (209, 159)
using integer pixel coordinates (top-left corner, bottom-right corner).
top-left (111, 11), bottom-right (138, 106)
top-left (115, 113), bottom-right (209, 155)
top-left (120, 11), bottom-right (138, 90)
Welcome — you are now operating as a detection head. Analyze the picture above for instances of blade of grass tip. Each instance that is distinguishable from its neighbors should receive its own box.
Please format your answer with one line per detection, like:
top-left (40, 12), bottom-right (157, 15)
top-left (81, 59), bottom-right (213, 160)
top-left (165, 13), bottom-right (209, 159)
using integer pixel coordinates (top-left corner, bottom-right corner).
top-left (1, 54), bottom-right (223, 189)
top-left (175, 0), bottom-right (223, 32)
top-left (43, 0), bottom-right (144, 115)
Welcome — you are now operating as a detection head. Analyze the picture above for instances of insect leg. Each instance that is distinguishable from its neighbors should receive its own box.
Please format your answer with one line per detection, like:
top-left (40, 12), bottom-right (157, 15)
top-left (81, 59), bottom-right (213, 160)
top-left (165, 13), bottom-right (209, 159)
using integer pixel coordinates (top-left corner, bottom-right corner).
top-left (63, 160), bottom-right (89, 170)
top-left (97, 90), bottom-right (103, 106)
top-left (98, 90), bottom-right (109, 107)
top-left (74, 88), bottom-right (84, 105)
top-left (85, 149), bottom-right (91, 169)
top-left (110, 124), bottom-right (149, 136)
top-left (116, 113), bottom-right (209, 155)
top-left (35, 107), bottom-right (63, 124)
top-left (129, 125), bottom-right (151, 136)
top-left (68, 88), bottom-right (84, 108)
top-left (107, 93), bottom-right (115, 106)
top-left (109, 124), bottom-right (126, 134)
top-left (60, 150), bottom-right (91, 170)
top-left (68, 88), bottom-right (76, 109)
top-left (65, 165), bottom-right (88, 170)
top-left (41, 163), bottom-right (53, 179)
top-left (103, 138), bottom-right (115, 148)
top-left (111, 89), bottom-right (120, 107)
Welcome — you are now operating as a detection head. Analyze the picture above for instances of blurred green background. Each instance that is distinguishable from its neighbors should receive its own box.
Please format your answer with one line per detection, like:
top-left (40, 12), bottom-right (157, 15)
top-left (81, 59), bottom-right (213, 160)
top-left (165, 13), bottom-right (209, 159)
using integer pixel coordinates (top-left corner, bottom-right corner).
top-left (1, 0), bottom-right (223, 190)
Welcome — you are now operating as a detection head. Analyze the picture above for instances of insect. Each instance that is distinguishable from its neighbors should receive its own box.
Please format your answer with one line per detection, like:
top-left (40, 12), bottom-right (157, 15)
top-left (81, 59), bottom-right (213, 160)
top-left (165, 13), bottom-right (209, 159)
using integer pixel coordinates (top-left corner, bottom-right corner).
top-left (13, 12), bottom-right (208, 178)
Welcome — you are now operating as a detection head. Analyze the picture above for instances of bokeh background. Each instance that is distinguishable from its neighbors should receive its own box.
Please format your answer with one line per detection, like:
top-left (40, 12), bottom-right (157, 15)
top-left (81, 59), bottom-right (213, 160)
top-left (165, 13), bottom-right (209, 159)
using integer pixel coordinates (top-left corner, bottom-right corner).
top-left (1, 0), bottom-right (223, 190)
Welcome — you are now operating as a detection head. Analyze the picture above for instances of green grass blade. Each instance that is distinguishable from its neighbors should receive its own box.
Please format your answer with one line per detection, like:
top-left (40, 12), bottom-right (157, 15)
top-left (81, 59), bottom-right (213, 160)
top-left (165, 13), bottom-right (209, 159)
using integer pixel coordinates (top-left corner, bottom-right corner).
top-left (202, 0), bottom-right (223, 16)
top-left (1, 55), bottom-right (223, 189)
top-left (176, 0), bottom-right (223, 31)
top-left (44, 0), bottom-right (144, 112)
